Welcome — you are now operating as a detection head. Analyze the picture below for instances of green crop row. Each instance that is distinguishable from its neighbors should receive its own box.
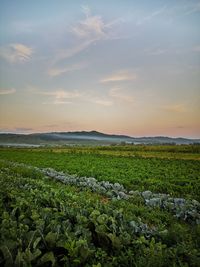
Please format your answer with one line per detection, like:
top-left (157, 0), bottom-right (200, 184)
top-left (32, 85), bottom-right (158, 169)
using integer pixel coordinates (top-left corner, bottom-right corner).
top-left (0, 160), bottom-right (200, 266)
top-left (0, 148), bottom-right (199, 200)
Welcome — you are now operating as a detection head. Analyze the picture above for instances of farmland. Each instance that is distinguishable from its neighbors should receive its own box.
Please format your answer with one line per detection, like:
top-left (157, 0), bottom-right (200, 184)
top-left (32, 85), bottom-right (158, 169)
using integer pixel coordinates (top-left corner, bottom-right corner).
top-left (0, 145), bottom-right (200, 266)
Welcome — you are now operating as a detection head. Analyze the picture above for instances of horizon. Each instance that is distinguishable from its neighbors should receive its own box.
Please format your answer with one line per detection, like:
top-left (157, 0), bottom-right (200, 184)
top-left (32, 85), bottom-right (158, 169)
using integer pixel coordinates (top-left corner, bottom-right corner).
top-left (0, 129), bottom-right (199, 140)
top-left (0, 1), bottom-right (200, 138)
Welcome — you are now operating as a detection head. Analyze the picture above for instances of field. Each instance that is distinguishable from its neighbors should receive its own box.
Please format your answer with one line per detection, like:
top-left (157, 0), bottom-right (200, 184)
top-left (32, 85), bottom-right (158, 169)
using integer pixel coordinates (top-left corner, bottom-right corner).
top-left (0, 145), bottom-right (200, 266)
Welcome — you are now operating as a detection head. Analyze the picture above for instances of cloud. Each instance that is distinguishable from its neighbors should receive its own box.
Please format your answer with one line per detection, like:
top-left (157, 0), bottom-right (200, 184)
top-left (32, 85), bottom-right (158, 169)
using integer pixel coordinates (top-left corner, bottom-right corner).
top-left (163, 104), bottom-right (186, 113)
top-left (48, 62), bottom-right (87, 77)
top-left (52, 7), bottom-right (122, 64)
top-left (90, 98), bottom-right (113, 106)
top-left (39, 90), bottom-right (81, 99)
top-left (145, 48), bottom-right (168, 56)
top-left (137, 6), bottom-right (166, 25)
top-left (109, 88), bottom-right (135, 103)
top-left (29, 85), bottom-right (134, 107)
top-left (0, 88), bottom-right (16, 95)
top-left (84, 87), bottom-right (135, 106)
top-left (164, 2), bottom-right (200, 21)
top-left (71, 10), bottom-right (105, 40)
top-left (0, 43), bottom-right (33, 63)
top-left (182, 2), bottom-right (200, 16)
top-left (42, 92), bottom-right (113, 106)
top-left (70, 6), bottom-right (122, 42)
top-left (32, 88), bottom-right (82, 105)
top-left (52, 41), bottom-right (92, 65)
top-left (43, 100), bottom-right (73, 105)
top-left (101, 70), bottom-right (137, 83)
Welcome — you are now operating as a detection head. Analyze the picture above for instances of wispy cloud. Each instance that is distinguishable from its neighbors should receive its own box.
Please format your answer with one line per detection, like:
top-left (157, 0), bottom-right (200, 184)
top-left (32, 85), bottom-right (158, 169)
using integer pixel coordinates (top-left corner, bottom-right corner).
top-left (71, 6), bottom-right (106, 40)
top-left (0, 88), bottom-right (16, 95)
top-left (137, 6), bottom-right (166, 25)
top-left (0, 44), bottom-right (33, 63)
top-left (33, 86), bottom-right (113, 106)
top-left (53, 7), bottom-right (122, 65)
top-left (101, 70), bottom-right (137, 83)
top-left (29, 85), bottom-right (135, 107)
top-left (145, 47), bottom-right (168, 56)
top-left (32, 88), bottom-right (82, 105)
top-left (86, 88), bottom-right (135, 106)
top-left (182, 1), bottom-right (200, 16)
top-left (109, 88), bottom-right (135, 103)
top-left (39, 90), bottom-right (81, 99)
top-left (52, 41), bottom-right (92, 65)
top-left (89, 98), bottom-right (113, 106)
top-left (163, 104), bottom-right (186, 113)
top-left (48, 62), bottom-right (87, 77)
top-left (43, 100), bottom-right (73, 105)
top-left (164, 2), bottom-right (200, 21)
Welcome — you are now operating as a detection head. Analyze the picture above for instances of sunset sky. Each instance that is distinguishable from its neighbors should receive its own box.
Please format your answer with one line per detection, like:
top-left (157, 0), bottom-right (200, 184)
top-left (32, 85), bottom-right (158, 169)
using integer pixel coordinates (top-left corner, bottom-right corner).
top-left (0, 0), bottom-right (200, 138)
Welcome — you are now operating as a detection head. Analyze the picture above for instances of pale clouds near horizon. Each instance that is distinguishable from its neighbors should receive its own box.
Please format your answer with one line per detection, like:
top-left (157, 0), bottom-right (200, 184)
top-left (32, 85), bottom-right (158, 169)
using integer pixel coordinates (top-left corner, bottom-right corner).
top-left (0, 0), bottom-right (199, 138)
top-left (0, 88), bottom-right (16, 95)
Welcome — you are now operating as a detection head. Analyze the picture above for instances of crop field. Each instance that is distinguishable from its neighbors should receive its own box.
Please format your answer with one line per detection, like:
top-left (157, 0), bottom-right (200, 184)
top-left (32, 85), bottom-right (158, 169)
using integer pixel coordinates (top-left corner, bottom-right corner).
top-left (0, 145), bottom-right (200, 266)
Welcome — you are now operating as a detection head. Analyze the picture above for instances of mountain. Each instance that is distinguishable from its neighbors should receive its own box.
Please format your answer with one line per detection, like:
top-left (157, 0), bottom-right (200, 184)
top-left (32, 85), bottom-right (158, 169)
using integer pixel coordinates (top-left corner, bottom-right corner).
top-left (0, 131), bottom-right (199, 146)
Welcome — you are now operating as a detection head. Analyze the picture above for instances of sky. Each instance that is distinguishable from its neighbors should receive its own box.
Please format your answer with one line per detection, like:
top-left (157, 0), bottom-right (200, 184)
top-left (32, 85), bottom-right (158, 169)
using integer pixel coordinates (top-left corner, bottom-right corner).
top-left (0, 0), bottom-right (200, 138)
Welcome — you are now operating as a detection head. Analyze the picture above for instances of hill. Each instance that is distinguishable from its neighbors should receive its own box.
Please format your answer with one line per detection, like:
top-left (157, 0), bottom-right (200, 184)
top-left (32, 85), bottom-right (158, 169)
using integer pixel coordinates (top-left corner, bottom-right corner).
top-left (0, 131), bottom-right (199, 146)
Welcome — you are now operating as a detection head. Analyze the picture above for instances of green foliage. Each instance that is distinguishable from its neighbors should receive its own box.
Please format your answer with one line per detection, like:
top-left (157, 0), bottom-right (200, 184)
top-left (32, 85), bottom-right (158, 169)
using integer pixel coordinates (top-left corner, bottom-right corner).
top-left (0, 145), bottom-right (200, 266)
top-left (0, 246), bottom-right (13, 267)
top-left (0, 146), bottom-right (199, 200)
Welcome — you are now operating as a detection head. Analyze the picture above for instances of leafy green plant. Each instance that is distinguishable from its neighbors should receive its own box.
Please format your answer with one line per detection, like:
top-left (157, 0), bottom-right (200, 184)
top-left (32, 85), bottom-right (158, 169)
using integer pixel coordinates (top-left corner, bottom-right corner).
top-left (0, 146), bottom-right (199, 266)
